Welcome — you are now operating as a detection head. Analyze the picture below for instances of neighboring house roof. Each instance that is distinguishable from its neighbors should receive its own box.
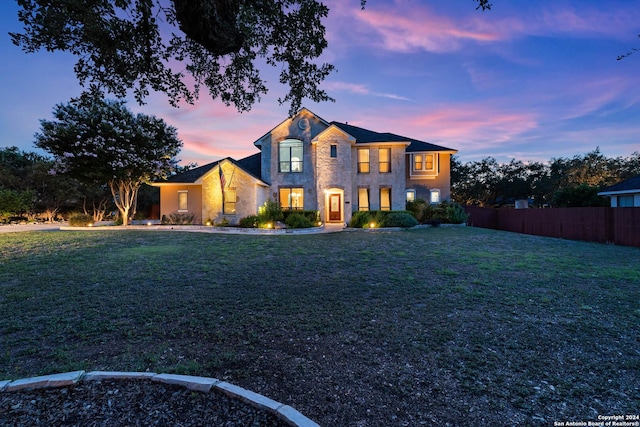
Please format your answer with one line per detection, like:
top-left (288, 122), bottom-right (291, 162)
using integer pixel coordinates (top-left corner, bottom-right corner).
top-left (598, 175), bottom-right (640, 195)
top-left (157, 153), bottom-right (264, 185)
top-left (331, 122), bottom-right (457, 153)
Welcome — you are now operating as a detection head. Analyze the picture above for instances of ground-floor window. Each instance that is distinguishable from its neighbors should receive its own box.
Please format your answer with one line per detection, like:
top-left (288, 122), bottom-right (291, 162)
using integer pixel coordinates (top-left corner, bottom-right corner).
top-left (279, 187), bottom-right (304, 210)
top-left (430, 189), bottom-right (441, 204)
top-left (380, 187), bottom-right (391, 211)
top-left (406, 189), bottom-right (416, 203)
top-left (224, 187), bottom-right (236, 214)
top-left (358, 188), bottom-right (370, 211)
top-left (178, 191), bottom-right (188, 211)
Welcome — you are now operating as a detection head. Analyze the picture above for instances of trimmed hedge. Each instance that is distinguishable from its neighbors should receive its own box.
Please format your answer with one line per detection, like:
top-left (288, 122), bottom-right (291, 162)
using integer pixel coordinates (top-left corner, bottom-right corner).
top-left (349, 210), bottom-right (417, 228)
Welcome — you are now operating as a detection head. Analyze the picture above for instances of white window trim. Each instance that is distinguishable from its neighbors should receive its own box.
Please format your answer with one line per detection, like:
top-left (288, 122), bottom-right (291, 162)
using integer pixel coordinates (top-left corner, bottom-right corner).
top-left (178, 191), bottom-right (188, 212)
top-left (406, 189), bottom-right (416, 203)
top-left (410, 152), bottom-right (438, 177)
top-left (430, 189), bottom-right (441, 204)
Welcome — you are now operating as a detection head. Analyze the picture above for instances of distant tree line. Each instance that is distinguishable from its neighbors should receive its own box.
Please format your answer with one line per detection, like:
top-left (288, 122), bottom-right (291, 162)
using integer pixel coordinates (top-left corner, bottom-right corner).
top-left (451, 149), bottom-right (640, 208)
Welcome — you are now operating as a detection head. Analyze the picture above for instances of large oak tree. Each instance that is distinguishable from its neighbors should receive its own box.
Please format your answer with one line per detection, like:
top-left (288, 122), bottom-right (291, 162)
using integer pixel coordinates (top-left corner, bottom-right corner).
top-left (35, 97), bottom-right (182, 226)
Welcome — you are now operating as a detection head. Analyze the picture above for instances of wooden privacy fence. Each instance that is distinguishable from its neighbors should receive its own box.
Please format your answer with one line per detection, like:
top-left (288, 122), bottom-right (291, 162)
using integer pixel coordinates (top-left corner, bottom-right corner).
top-left (464, 206), bottom-right (640, 248)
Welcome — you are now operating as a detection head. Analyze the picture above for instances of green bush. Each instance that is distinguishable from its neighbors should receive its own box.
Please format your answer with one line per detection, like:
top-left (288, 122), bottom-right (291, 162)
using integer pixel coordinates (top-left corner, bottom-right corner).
top-left (257, 198), bottom-right (283, 226)
top-left (162, 212), bottom-right (195, 225)
top-left (68, 212), bottom-right (95, 227)
top-left (444, 202), bottom-right (468, 224)
top-left (285, 212), bottom-right (314, 228)
top-left (239, 215), bottom-right (258, 228)
top-left (282, 210), bottom-right (319, 225)
top-left (383, 212), bottom-right (419, 228)
top-left (406, 198), bottom-right (428, 222)
top-left (350, 211), bottom-right (373, 228)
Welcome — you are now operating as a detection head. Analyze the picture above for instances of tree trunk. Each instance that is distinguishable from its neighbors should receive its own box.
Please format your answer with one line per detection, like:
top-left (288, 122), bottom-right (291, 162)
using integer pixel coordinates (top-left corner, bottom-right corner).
top-left (108, 179), bottom-right (140, 226)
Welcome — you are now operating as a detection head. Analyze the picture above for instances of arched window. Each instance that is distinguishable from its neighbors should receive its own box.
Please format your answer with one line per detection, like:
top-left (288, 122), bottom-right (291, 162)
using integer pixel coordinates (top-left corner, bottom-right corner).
top-left (279, 139), bottom-right (303, 173)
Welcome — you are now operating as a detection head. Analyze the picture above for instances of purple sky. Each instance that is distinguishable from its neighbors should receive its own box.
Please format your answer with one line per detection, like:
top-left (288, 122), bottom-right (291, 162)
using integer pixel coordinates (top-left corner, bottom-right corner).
top-left (1, 0), bottom-right (639, 166)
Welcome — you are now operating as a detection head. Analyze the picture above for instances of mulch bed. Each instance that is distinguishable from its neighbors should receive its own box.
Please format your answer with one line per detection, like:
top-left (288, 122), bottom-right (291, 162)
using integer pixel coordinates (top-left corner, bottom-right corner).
top-left (0, 379), bottom-right (289, 426)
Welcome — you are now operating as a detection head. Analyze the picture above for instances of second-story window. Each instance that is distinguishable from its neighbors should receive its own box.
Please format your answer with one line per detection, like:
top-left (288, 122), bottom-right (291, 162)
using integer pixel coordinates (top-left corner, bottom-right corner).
top-left (330, 144), bottom-right (337, 158)
top-left (379, 148), bottom-right (391, 173)
top-left (357, 148), bottom-right (370, 173)
top-left (279, 139), bottom-right (303, 173)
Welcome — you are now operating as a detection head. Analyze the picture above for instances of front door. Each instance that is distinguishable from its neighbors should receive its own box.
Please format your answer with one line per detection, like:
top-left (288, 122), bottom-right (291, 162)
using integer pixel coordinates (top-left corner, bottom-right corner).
top-left (329, 193), bottom-right (341, 222)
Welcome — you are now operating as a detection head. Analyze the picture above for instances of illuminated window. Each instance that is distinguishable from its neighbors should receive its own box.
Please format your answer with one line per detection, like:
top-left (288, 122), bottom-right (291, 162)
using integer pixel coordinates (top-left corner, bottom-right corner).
top-left (430, 189), bottom-right (441, 204)
top-left (178, 191), bottom-right (188, 211)
top-left (358, 188), bottom-right (370, 211)
top-left (330, 144), bottom-right (337, 158)
top-left (223, 187), bottom-right (236, 214)
top-left (279, 188), bottom-right (304, 210)
top-left (413, 153), bottom-right (436, 172)
top-left (380, 187), bottom-right (391, 211)
top-left (279, 139), bottom-right (303, 173)
top-left (357, 148), bottom-right (370, 173)
top-left (379, 148), bottom-right (391, 173)
top-left (406, 189), bottom-right (416, 203)
top-left (414, 154), bottom-right (423, 170)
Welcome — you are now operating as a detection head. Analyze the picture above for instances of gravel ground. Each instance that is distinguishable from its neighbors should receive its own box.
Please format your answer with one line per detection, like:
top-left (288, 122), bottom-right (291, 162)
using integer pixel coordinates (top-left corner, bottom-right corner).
top-left (0, 379), bottom-right (290, 426)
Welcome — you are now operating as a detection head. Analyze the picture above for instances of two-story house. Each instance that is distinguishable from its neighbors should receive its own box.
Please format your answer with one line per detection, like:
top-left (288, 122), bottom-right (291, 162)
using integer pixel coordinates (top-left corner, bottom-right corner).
top-left (153, 108), bottom-right (457, 225)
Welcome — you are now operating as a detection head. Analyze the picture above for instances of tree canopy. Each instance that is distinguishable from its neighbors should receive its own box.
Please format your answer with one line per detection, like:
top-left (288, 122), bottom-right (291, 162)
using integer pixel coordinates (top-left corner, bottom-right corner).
top-left (10, 1), bottom-right (494, 115)
top-left (35, 98), bottom-right (182, 225)
top-left (11, 0), bottom-right (335, 115)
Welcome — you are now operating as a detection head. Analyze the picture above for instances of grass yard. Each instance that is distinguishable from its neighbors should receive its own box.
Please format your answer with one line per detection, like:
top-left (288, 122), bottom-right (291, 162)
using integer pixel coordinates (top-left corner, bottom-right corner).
top-left (0, 227), bottom-right (638, 426)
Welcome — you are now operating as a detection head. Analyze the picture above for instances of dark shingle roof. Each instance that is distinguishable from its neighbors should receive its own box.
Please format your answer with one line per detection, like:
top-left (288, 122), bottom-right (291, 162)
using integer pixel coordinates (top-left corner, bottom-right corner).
top-left (599, 175), bottom-right (640, 193)
top-left (161, 160), bottom-right (221, 183)
top-left (331, 122), bottom-right (456, 152)
top-left (159, 153), bottom-right (264, 184)
top-left (234, 153), bottom-right (262, 181)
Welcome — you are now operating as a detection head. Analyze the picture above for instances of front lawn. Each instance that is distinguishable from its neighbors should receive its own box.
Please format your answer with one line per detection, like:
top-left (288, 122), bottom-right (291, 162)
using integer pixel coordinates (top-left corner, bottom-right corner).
top-left (0, 227), bottom-right (638, 426)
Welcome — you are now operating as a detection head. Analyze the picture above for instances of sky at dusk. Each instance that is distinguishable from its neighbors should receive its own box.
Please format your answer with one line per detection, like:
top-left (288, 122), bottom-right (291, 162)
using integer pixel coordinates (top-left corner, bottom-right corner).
top-left (1, 0), bottom-right (639, 167)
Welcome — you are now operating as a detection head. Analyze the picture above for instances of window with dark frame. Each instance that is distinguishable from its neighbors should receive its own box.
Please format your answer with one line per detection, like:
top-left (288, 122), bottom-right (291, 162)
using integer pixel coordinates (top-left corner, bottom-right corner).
top-left (358, 188), bottom-right (370, 211)
top-left (279, 139), bottom-right (303, 173)
top-left (380, 187), bottom-right (391, 211)
top-left (330, 144), bottom-right (337, 158)
top-left (223, 187), bottom-right (236, 214)
top-left (358, 148), bottom-right (370, 173)
top-left (379, 148), bottom-right (391, 173)
top-left (279, 187), bottom-right (304, 210)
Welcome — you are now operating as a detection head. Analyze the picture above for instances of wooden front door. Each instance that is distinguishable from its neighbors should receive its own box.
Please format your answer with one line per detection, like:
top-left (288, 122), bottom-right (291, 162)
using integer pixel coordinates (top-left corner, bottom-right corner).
top-left (329, 193), bottom-right (341, 222)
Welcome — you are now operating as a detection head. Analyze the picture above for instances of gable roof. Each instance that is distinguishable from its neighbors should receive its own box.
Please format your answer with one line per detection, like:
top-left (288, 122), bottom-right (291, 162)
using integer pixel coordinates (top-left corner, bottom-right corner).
top-left (598, 175), bottom-right (640, 195)
top-left (161, 160), bottom-right (222, 183)
top-left (331, 122), bottom-right (457, 152)
top-left (157, 153), bottom-right (264, 185)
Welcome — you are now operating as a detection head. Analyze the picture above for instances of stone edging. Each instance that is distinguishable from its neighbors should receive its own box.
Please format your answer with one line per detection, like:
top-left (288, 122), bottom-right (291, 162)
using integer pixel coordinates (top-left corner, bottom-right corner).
top-left (0, 370), bottom-right (320, 427)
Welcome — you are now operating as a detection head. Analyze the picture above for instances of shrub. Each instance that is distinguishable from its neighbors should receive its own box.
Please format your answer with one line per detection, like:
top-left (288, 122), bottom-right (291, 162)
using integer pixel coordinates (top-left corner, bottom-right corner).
top-left (285, 212), bottom-right (314, 228)
top-left (383, 212), bottom-right (419, 228)
top-left (68, 212), bottom-right (95, 227)
top-left (406, 198), bottom-right (428, 222)
top-left (162, 212), bottom-right (195, 225)
top-left (257, 198), bottom-right (283, 225)
top-left (282, 210), bottom-right (319, 225)
top-left (216, 217), bottom-right (230, 227)
top-left (239, 215), bottom-right (258, 228)
top-left (350, 211), bottom-right (372, 228)
top-left (444, 202), bottom-right (468, 224)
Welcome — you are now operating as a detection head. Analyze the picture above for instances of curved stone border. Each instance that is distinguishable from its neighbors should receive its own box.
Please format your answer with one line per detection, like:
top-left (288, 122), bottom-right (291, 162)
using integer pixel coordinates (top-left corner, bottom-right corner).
top-left (59, 224), bottom-right (333, 235)
top-left (0, 370), bottom-right (320, 427)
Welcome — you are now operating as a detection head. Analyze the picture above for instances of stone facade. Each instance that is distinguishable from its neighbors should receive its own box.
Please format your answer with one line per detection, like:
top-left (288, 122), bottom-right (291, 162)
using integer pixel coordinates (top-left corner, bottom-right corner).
top-left (155, 108), bottom-right (457, 226)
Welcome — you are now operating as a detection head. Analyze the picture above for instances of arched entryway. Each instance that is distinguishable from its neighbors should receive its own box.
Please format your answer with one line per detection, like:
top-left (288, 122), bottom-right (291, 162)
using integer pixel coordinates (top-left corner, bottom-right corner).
top-left (324, 188), bottom-right (344, 224)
